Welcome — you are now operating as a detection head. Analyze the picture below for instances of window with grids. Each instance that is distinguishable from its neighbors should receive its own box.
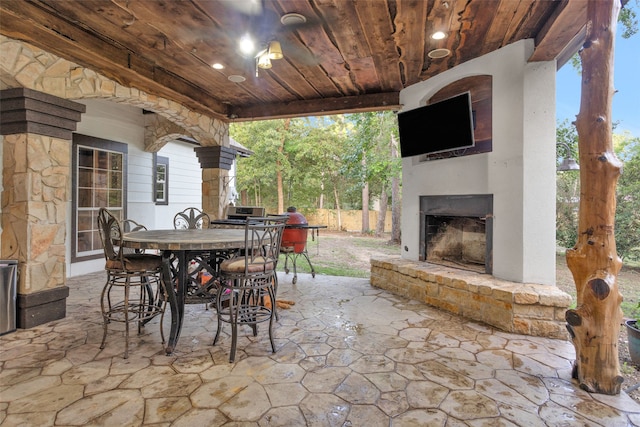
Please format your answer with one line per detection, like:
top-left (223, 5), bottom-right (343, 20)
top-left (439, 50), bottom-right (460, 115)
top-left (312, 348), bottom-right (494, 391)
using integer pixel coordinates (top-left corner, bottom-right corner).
top-left (73, 135), bottom-right (127, 260)
top-left (154, 155), bottom-right (169, 205)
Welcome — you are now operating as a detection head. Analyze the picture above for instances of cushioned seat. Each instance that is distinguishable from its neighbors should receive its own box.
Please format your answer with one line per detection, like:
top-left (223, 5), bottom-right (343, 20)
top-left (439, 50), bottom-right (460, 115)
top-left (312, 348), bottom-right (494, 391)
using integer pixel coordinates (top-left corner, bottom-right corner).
top-left (219, 256), bottom-right (275, 274)
top-left (105, 253), bottom-right (164, 272)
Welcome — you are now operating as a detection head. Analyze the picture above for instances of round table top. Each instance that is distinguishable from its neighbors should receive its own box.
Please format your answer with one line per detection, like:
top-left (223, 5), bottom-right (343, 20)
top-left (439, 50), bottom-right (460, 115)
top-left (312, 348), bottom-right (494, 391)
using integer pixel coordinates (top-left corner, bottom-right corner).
top-left (122, 228), bottom-right (246, 251)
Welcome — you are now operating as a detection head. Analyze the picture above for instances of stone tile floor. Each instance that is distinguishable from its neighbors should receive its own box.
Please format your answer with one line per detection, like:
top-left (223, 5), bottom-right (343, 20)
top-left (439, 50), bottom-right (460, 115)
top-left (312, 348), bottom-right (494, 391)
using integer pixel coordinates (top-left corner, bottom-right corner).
top-left (1, 271), bottom-right (640, 426)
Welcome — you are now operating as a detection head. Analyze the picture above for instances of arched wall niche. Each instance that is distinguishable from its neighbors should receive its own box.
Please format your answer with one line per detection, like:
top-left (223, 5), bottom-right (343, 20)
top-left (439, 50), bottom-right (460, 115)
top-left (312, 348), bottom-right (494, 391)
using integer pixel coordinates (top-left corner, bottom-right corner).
top-left (425, 75), bottom-right (492, 159)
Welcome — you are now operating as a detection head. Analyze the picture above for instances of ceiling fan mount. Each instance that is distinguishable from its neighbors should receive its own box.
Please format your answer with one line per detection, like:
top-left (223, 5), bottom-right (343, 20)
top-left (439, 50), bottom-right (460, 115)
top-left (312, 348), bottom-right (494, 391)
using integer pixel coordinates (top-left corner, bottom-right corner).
top-left (228, 3), bottom-right (316, 77)
top-left (255, 40), bottom-right (283, 70)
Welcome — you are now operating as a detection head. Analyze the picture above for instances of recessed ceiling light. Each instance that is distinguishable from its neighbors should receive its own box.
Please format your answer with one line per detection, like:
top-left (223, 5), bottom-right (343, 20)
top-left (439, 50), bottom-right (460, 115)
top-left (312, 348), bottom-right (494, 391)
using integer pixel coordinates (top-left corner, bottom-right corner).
top-left (239, 34), bottom-right (255, 55)
top-left (212, 63), bottom-right (224, 70)
top-left (428, 48), bottom-right (451, 59)
top-left (228, 75), bottom-right (246, 83)
top-left (431, 31), bottom-right (446, 40)
top-left (281, 13), bottom-right (306, 26)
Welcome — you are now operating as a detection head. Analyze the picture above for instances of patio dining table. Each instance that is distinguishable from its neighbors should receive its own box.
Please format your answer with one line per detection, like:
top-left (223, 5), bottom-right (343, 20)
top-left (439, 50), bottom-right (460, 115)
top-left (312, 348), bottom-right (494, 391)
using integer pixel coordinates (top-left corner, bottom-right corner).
top-left (121, 228), bottom-right (246, 354)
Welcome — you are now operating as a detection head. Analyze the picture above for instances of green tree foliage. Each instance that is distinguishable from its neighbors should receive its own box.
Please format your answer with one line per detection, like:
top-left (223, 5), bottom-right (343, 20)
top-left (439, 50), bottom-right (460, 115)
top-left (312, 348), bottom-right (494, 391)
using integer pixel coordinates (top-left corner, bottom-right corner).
top-left (556, 119), bottom-right (581, 249)
top-left (569, 0), bottom-right (638, 69)
top-left (556, 121), bottom-right (640, 262)
top-left (344, 111), bottom-right (401, 210)
top-left (285, 116), bottom-right (353, 210)
top-left (614, 132), bottom-right (640, 262)
top-left (231, 119), bottom-right (291, 211)
top-left (231, 116), bottom-right (354, 212)
top-left (620, 0), bottom-right (639, 38)
top-left (230, 113), bottom-right (402, 220)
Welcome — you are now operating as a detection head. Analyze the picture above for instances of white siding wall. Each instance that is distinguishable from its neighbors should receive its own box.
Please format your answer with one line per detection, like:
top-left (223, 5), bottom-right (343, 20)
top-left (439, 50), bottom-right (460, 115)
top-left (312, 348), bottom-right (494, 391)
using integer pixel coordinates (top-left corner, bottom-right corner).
top-left (154, 142), bottom-right (203, 229)
top-left (67, 99), bottom-right (202, 276)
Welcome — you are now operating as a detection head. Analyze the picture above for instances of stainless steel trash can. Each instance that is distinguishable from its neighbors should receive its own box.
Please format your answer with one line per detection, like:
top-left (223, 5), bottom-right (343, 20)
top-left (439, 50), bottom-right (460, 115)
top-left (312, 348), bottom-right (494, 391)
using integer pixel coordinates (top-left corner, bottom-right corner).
top-left (0, 260), bottom-right (17, 335)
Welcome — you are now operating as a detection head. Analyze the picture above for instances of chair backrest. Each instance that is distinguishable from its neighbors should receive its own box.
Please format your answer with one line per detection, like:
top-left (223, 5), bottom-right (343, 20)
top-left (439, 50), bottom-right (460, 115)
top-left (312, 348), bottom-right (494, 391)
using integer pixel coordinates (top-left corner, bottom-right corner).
top-left (242, 216), bottom-right (288, 274)
top-left (122, 219), bottom-right (147, 254)
top-left (122, 219), bottom-right (147, 233)
top-left (174, 207), bottom-right (211, 229)
top-left (97, 208), bottom-right (123, 262)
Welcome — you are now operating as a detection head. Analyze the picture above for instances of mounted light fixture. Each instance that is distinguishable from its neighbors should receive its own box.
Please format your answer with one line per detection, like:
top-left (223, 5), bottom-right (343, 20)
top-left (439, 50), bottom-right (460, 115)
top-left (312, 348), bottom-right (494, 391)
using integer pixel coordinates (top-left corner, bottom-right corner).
top-left (255, 40), bottom-right (283, 75)
top-left (557, 141), bottom-right (580, 171)
top-left (558, 157), bottom-right (580, 171)
top-left (268, 41), bottom-right (283, 59)
top-left (257, 53), bottom-right (272, 69)
top-left (431, 31), bottom-right (446, 40)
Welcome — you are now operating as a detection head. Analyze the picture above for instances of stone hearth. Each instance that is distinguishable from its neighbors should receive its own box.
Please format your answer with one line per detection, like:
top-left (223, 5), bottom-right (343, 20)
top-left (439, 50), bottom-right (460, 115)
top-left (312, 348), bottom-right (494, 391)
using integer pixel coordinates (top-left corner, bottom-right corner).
top-left (370, 257), bottom-right (571, 339)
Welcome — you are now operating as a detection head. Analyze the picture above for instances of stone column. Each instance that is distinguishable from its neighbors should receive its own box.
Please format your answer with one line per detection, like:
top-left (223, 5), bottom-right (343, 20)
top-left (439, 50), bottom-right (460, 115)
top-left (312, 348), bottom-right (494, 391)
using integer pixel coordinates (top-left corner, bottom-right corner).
top-left (194, 146), bottom-right (235, 220)
top-left (0, 88), bottom-right (85, 328)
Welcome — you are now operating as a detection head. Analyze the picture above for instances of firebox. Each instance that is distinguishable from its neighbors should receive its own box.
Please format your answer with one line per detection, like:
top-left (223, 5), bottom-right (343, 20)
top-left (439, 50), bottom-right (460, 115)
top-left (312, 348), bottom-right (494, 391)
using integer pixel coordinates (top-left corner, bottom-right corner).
top-left (419, 194), bottom-right (493, 274)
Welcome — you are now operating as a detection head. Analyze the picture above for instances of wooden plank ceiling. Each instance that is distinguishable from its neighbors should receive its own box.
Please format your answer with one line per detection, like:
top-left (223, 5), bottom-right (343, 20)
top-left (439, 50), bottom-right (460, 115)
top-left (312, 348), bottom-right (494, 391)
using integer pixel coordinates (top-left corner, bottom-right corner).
top-left (0, 0), bottom-right (586, 122)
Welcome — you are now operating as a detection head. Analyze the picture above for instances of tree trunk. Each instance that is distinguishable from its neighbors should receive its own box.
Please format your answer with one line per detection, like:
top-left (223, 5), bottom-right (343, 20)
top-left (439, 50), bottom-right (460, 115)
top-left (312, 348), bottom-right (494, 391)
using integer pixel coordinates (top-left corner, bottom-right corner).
top-left (376, 185), bottom-right (388, 237)
top-left (333, 184), bottom-right (342, 231)
top-left (253, 180), bottom-right (259, 206)
top-left (362, 181), bottom-right (370, 233)
top-left (565, 0), bottom-right (624, 395)
top-left (276, 119), bottom-right (290, 214)
top-left (390, 135), bottom-right (401, 243)
top-left (319, 175), bottom-right (325, 209)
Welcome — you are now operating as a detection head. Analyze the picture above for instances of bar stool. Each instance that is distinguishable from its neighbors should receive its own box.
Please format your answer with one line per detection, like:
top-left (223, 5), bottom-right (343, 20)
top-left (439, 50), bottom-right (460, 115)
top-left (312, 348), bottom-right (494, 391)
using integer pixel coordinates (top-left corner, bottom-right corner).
top-left (213, 216), bottom-right (287, 362)
top-left (97, 208), bottom-right (167, 358)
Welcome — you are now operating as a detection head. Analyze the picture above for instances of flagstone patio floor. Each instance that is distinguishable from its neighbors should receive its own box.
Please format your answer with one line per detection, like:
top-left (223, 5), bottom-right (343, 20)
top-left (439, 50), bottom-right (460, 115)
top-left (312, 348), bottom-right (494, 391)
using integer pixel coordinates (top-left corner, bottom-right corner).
top-left (1, 270), bottom-right (640, 426)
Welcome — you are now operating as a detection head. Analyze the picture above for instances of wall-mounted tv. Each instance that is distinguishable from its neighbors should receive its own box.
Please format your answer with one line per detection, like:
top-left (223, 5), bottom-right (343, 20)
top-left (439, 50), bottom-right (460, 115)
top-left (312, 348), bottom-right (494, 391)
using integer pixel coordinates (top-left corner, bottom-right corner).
top-left (397, 92), bottom-right (475, 158)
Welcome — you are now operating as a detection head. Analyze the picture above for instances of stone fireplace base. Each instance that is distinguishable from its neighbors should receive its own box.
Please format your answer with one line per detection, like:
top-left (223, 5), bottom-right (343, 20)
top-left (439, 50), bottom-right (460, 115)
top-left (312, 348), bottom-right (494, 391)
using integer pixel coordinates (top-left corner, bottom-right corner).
top-left (370, 257), bottom-right (571, 339)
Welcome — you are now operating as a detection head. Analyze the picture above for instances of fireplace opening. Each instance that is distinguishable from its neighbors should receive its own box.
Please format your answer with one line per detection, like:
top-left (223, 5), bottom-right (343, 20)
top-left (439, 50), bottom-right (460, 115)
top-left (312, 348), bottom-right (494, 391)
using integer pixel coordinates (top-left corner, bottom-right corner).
top-left (426, 215), bottom-right (486, 273)
top-left (420, 194), bottom-right (493, 274)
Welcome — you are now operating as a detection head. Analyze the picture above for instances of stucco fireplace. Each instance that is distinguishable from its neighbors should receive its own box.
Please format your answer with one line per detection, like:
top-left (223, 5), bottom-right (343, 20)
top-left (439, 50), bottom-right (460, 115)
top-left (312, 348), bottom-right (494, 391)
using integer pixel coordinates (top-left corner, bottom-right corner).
top-left (370, 41), bottom-right (567, 338)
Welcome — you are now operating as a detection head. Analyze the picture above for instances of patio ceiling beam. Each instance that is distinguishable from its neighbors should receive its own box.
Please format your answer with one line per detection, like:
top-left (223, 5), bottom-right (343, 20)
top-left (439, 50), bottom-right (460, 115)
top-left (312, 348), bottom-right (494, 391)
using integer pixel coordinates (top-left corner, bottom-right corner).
top-left (529, 0), bottom-right (588, 63)
top-left (227, 92), bottom-right (401, 122)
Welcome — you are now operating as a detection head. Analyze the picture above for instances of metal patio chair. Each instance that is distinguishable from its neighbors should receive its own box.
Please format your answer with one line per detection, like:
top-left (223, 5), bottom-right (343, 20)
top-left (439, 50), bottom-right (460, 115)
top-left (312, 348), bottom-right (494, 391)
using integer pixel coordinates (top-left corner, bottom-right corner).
top-left (97, 208), bottom-right (167, 358)
top-left (213, 216), bottom-right (287, 362)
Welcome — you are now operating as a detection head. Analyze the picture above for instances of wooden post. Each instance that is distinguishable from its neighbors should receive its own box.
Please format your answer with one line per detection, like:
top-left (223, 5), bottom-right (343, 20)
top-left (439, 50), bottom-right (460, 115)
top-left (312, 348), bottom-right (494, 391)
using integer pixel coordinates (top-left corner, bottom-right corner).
top-left (565, 0), bottom-right (624, 395)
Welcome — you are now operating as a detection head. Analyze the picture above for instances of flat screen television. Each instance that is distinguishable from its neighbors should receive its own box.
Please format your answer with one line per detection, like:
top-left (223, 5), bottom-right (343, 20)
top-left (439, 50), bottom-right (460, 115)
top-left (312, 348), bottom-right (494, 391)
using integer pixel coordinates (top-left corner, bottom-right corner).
top-left (397, 91), bottom-right (475, 158)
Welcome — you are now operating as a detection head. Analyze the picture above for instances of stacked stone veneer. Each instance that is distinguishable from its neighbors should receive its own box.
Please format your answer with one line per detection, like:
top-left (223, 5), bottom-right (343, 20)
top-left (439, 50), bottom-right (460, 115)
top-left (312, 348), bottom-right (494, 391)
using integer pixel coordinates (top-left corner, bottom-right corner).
top-left (1, 36), bottom-right (232, 220)
top-left (0, 36), bottom-right (234, 327)
top-left (0, 35), bottom-right (228, 147)
top-left (371, 257), bottom-right (572, 339)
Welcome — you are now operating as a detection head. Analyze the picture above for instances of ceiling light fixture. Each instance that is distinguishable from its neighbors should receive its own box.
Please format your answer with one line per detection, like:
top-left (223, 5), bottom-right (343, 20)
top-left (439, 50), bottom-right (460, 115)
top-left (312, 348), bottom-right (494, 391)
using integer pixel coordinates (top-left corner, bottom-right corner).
top-left (212, 63), bottom-right (224, 70)
top-left (257, 54), bottom-right (272, 69)
top-left (431, 31), bottom-right (446, 40)
top-left (428, 48), bottom-right (451, 59)
top-left (280, 13), bottom-right (306, 26)
top-left (228, 75), bottom-right (246, 83)
top-left (239, 34), bottom-right (255, 55)
top-left (267, 41), bottom-right (283, 60)
top-left (255, 40), bottom-right (284, 75)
